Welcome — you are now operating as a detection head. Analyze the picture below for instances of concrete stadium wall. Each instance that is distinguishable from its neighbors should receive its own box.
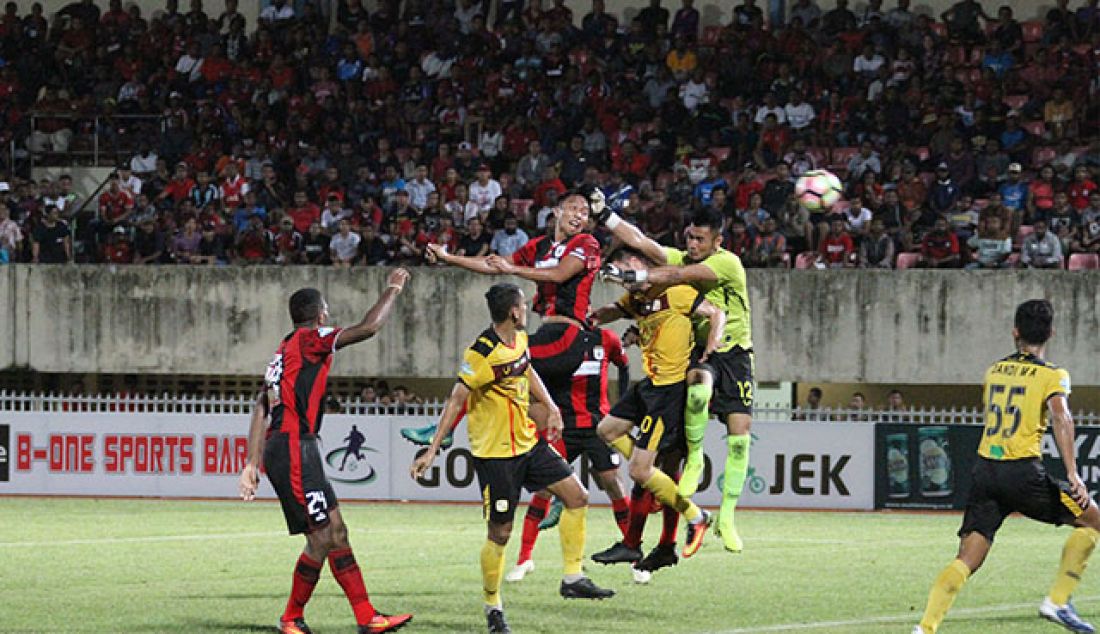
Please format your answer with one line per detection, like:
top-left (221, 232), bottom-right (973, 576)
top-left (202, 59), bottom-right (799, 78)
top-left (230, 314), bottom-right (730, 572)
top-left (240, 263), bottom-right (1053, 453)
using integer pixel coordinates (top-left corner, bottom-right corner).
top-left (2, 265), bottom-right (1098, 385)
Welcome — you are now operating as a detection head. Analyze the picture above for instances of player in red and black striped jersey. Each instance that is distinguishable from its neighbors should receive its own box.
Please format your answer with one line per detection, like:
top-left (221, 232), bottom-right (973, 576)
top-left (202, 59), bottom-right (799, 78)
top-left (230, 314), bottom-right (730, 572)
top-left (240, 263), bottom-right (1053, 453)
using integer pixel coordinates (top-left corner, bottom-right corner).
top-left (238, 271), bottom-right (413, 634)
top-left (504, 325), bottom-right (632, 581)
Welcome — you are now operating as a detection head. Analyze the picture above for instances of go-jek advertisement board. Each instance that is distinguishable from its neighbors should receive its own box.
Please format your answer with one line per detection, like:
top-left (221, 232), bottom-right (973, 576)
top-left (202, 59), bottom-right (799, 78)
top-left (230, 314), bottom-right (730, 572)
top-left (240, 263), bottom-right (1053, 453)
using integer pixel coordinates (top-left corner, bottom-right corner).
top-left (0, 413), bottom-right (874, 509)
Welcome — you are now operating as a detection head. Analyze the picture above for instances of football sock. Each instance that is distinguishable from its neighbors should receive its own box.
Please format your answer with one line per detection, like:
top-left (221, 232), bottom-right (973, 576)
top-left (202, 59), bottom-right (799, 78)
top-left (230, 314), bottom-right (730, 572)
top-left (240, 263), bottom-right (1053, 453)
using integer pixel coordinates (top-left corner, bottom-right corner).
top-left (720, 434), bottom-right (751, 526)
top-left (517, 496), bottom-right (551, 564)
top-left (919, 559), bottom-right (971, 634)
top-left (679, 382), bottom-right (713, 497)
top-left (624, 486), bottom-right (649, 549)
top-left (328, 548), bottom-right (376, 625)
top-left (549, 436), bottom-right (568, 458)
top-left (481, 540), bottom-right (506, 607)
top-left (283, 552), bottom-right (322, 621)
top-left (611, 495), bottom-right (630, 538)
top-left (559, 506), bottom-right (586, 577)
top-left (643, 470), bottom-right (700, 522)
top-left (610, 435), bottom-right (634, 459)
top-left (1050, 527), bottom-right (1100, 604)
top-left (659, 503), bottom-right (679, 546)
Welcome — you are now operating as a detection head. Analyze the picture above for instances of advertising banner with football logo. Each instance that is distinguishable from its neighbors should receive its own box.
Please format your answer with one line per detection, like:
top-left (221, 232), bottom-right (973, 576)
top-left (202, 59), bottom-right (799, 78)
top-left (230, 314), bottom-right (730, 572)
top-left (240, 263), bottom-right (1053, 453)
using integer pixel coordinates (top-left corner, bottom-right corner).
top-left (0, 412), bottom-right (873, 509)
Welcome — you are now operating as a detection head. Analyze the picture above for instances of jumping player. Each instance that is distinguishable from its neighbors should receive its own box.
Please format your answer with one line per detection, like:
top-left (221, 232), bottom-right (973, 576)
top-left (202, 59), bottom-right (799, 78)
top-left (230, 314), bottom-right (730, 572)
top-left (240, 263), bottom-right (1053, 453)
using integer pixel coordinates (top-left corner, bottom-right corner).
top-left (238, 273), bottom-right (414, 634)
top-left (592, 247), bottom-right (727, 560)
top-left (915, 300), bottom-right (1100, 634)
top-left (411, 283), bottom-right (614, 634)
top-left (598, 201), bottom-right (755, 553)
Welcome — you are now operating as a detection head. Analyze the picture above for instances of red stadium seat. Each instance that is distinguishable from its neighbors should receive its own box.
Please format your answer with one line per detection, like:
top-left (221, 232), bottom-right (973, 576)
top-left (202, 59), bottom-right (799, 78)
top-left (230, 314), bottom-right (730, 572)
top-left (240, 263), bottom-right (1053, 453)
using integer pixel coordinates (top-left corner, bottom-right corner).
top-left (1022, 21), bottom-right (1043, 43)
top-left (806, 146), bottom-right (829, 168)
top-left (930, 22), bottom-right (947, 38)
top-left (966, 67), bottom-right (982, 83)
top-left (711, 146), bottom-right (731, 162)
top-left (795, 252), bottom-right (818, 269)
top-left (895, 253), bottom-right (923, 269)
top-left (1003, 95), bottom-right (1029, 110)
top-left (973, 198), bottom-right (988, 209)
top-left (831, 200), bottom-right (851, 214)
top-left (967, 47), bottom-right (985, 66)
top-left (1023, 121), bottom-right (1047, 138)
top-left (1032, 146), bottom-right (1057, 167)
top-left (915, 146), bottom-right (931, 162)
top-left (569, 49), bottom-right (589, 67)
top-left (1068, 254), bottom-right (1100, 270)
top-left (1005, 253), bottom-right (1021, 267)
top-left (1072, 44), bottom-right (1093, 58)
top-left (944, 45), bottom-right (967, 66)
top-left (829, 147), bottom-right (858, 172)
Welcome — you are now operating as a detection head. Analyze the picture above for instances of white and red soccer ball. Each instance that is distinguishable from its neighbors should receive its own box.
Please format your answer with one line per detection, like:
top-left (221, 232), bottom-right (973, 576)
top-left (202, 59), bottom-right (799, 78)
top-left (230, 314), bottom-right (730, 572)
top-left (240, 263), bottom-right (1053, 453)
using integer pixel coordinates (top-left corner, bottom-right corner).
top-left (795, 170), bottom-right (844, 211)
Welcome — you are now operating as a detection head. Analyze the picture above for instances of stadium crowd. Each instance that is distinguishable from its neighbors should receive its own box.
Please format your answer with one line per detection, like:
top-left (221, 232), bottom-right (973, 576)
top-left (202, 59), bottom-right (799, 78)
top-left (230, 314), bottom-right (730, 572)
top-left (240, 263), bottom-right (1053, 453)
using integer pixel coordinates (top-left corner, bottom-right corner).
top-left (0, 0), bottom-right (1097, 268)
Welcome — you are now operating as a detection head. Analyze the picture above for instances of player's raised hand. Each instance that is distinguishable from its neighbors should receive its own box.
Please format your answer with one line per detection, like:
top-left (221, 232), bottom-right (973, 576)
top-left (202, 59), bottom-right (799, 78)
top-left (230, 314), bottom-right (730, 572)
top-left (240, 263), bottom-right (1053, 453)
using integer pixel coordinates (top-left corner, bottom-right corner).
top-left (486, 255), bottom-right (515, 274)
top-left (586, 187), bottom-right (611, 224)
top-left (238, 463), bottom-right (259, 501)
top-left (622, 325), bottom-right (640, 348)
top-left (410, 449), bottom-right (436, 481)
top-left (425, 243), bottom-right (446, 264)
top-left (544, 407), bottom-right (564, 444)
top-left (386, 267), bottom-right (410, 291)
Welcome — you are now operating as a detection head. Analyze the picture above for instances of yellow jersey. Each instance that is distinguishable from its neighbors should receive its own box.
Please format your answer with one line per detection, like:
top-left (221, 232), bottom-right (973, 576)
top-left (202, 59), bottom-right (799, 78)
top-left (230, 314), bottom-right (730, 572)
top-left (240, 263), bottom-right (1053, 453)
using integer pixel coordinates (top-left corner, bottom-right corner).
top-left (616, 285), bottom-right (701, 386)
top-left (457, 328), bottom-right (537, 459)
top-left (978, 352), bottom-right (1072, 460)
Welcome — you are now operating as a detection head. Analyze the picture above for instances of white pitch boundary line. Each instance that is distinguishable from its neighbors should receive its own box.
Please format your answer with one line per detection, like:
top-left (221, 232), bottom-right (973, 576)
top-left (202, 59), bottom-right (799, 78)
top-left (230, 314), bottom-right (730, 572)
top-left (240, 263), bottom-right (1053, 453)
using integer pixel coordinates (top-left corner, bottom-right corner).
top-left (0, 526), bottom-right (474, 547)
top-left (706, 596), bottom-right (1100, 633)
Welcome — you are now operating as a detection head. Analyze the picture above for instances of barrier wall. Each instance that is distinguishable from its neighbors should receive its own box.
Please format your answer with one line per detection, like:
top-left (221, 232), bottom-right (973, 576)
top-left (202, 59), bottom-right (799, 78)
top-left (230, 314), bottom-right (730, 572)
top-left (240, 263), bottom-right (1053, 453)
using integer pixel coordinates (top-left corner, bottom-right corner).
top-left (0, 413), bottom-right (875, 510)
top-left (3, 266), bottom-right (1100, 385)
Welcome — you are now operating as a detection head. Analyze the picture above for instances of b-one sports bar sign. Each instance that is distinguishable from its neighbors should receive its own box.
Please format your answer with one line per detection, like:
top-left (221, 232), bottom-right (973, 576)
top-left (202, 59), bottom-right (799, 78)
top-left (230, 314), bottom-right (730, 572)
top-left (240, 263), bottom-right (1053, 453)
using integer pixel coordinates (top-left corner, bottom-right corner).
top-left (0, 413), bottom-right (874, 509)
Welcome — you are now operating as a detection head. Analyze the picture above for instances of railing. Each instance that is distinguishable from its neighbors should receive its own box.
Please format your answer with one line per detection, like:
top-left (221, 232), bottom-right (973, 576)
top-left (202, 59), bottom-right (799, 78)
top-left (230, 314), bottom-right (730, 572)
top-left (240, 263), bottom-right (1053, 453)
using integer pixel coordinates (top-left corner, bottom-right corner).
top-left (1, 390), bottom-right (1098, 425)
top-left (27, 113), bottom-right (166, 170)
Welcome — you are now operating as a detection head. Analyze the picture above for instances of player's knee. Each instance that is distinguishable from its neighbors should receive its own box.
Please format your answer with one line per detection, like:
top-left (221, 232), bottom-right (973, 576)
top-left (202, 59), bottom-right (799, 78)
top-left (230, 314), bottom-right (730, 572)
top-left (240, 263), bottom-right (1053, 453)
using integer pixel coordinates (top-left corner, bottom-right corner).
top-left (488, 521), bottom-right (512, 544)
top-left (596, 420), bottom-right (615, 443)
top-left (628, 462), bottom-right (652, 484)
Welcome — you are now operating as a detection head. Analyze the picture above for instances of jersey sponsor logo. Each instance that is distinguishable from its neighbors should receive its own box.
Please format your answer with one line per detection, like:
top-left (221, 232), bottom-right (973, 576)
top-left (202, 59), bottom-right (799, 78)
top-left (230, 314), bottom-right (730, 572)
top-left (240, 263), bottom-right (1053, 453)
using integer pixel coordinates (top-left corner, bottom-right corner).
top-left (573, 360), bottom-right (602, 377)
top-left (495, 499), bottom-right (509, 513)
top-left (324, 424), bottom-right (377, 484)
top-left (553, 244), bottom-right (567, 258)
top-left (0, 424), bottom-right (8, 482)
top-left (535, 257), bottom-right (561, 269)
top-left (459, 361), bottom-right (474, 377)
top-left (264, 353), bottom-right (284, 400)
top-left (492, 351), bottom-right (530, 379)
top-left (1061, 377), bottom-right (1072, 393)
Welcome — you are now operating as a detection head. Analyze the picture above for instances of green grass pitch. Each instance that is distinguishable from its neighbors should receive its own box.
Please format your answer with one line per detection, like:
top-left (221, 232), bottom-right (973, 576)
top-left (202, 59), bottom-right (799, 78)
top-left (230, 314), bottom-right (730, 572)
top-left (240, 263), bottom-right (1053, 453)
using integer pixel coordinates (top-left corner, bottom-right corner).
top-left (2, 498), bottom-right (1097, 633)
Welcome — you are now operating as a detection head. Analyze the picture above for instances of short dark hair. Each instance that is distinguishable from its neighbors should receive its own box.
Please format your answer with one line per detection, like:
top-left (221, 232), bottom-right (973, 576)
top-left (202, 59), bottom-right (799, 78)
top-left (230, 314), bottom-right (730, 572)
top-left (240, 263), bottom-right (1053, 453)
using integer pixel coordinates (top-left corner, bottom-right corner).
top-left (687, 207), bottom-right (724, 232)
top-left (1015, 299), bottom-right (1053, 345)
top-left (486, 283), bottom-right (522, 323)
top-left (809, 387), bottom-right (823, 397)
top-left (610, 246), bottom-right (651, 265)
top-left (289, 288), bottom-right (324, 325)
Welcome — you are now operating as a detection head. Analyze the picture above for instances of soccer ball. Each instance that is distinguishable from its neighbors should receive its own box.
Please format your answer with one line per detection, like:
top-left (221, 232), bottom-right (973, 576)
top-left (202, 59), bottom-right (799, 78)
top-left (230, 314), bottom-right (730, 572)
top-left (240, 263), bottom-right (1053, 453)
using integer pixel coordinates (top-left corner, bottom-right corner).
top-left (795, 170), bottom-right (844, 211)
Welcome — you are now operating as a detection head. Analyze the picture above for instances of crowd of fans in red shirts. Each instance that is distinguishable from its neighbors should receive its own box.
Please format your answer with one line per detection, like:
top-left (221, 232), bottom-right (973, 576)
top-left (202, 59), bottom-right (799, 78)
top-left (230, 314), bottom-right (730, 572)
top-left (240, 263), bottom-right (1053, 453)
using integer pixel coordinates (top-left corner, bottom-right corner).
top-left (0, 0), bottom-right (1096, 268)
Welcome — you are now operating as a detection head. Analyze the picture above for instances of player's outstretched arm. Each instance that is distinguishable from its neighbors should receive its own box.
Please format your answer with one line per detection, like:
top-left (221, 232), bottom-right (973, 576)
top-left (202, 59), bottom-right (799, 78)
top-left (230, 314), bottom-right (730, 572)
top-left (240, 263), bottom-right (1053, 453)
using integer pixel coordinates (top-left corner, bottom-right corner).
top-left (410, 381), bottom-right (469, 479)
top-left (587, 303), bottom-right (626, 326)
top-left (525, 365), bottom-right (563, 442)
top-left (425, 243), bottom-right (500, 275)
top-left (335, 268), bottom-right (410, 349)
top-left (693, 298), bottom-right (727, 363)
top-left (1050, 395), bottom-right (1090, 509)
top-left (239, 392), bottom-right (268, 501)
top-left (644, 261), bottom-right (719, 287)
top-left (486, 251), bottom-right (586, 284)
top-left (590, 191), bottom-right (668, 265)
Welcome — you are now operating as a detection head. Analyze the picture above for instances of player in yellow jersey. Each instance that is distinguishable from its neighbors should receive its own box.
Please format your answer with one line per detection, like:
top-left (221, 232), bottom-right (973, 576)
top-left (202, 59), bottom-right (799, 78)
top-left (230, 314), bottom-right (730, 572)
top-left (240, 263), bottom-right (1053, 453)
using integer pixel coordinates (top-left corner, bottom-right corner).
top-left (589, 247), bottom-right (727, 560)
top-left (596, 201), bottom-right (754, 553)
top-left (915, 300), bottom-right (1100, 634)
top-left (410, 283), bottom-right (613, 634)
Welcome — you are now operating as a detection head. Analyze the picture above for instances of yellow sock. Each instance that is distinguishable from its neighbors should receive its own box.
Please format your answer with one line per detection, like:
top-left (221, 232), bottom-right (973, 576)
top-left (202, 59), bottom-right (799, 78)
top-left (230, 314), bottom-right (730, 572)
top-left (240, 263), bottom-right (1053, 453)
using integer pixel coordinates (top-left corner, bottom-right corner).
top-left (919, 559), bottom-right (971, 634)
top-left (643, 469), bottom-right (700, 522)
top-left (480, 539), bottom-right (506, 606)
top-left (610, 435), bottom-right (634, 459)
top-left (1051, 527), bottom-right (1100, 604)
top-left (559, 506), bottom-right (586, 576)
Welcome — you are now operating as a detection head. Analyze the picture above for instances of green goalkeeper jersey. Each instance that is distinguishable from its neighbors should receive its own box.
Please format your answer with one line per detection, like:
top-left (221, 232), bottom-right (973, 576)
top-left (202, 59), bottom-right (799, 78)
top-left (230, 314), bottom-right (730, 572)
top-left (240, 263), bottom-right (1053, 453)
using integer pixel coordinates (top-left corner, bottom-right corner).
top-left (664, 246), bottom-right (752, 353)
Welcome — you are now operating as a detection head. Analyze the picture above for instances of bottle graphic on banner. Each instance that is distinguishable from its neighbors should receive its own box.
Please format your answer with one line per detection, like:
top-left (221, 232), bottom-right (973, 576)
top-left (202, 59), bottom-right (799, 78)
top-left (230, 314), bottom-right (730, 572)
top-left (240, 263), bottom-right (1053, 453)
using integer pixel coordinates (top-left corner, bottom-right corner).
top-left (919, 426), bottom-right (952, 497)
top-left (886, 433), bottom-right (910, 498)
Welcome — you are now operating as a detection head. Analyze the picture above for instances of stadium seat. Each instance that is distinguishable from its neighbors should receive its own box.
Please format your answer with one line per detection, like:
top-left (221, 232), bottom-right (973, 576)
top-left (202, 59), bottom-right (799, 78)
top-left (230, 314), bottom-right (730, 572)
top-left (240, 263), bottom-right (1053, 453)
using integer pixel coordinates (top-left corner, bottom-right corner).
top-left (831, 200), bottom-right (851, 214)
top-left (711, 146), bottom-right (731, 162)
top-left (1016, 225), bottom-right (1034, 247)
top-left (1003, 95), bottom-right (1029, 110)
top-left (795, 252), bottom-right (818, 269)
top-left (1068, 254), bottom-right (1100, 270)
top-left (966, 67), bottom-right (982, 83)
top-left (1072, 44), bottom-right (1093, 59)
top-left (806, 146), bottom-right (829, 167)
top-left (511, 198), bottom-right (534, 221)
top-left (1005, 253), bottom-right (1021, 267)
top-left (914, 146), bottom-right (930, 162)
top-left (1032, 146), bottom-right (1057, 167)
top-left (967, 47), bottom-right (985, 66)
top-left (829, 147), bottom-right (858, 171)
top-left (1022, 21), bottom-right (1043, 43)
top-left (930, 22), bottom-right (947, 38)
top-left (895, 253), bottom-right (922, 269)
top-left (569, 49), bottom-right (589, 66)
top-left (945, 45), bottom-right (967, 66)
top-left (1022, 121), bottom-right (1047, 138)
top-left (973, 198), bottom-right (988, 209)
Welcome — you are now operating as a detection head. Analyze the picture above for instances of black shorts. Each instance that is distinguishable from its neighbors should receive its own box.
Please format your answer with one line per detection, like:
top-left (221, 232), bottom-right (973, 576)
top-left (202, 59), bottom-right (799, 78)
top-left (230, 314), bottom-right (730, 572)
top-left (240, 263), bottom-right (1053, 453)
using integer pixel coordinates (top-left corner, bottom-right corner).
top-left (529, 321), bottom-right (585, 384)
top-left (609, 378), bottom-right (686, 453)
top-left (563, 426), bottom-right (620, 472)
top-left (690, 346), bottom-right (754, 418)
top-left (264, 433), bottom-right (339, 535)
top-left (959, 457), bottom-right (1085, 543)
top-left (474, 439), bottom-right (575, 524)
